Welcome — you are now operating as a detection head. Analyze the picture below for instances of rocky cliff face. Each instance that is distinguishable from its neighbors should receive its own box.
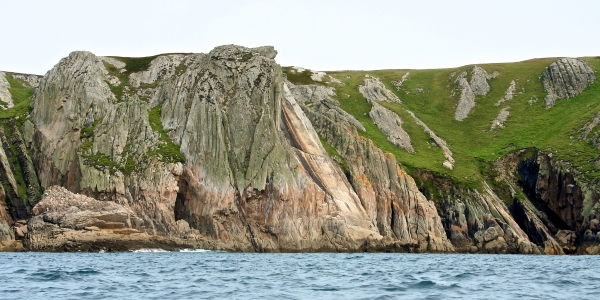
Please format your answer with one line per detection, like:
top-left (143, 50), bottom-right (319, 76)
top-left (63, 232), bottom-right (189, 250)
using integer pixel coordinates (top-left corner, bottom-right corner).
top-left (23, 45), bottom-right (449, 252)
top-left (0, 46), bottom-right (599, 254)
top-left (290, 81), bottom-right (453, 252)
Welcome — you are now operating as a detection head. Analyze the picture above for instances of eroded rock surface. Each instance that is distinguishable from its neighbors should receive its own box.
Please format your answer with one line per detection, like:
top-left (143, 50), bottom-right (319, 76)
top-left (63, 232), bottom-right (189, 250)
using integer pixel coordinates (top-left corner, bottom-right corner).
top-left (25, 186), bottom-right (195, 251)
top-left (369, 102), bottom-right (414, 152)
top-left (359, 75), bottom-right (401, 103)
top-left (129, 54), bottom-right (186, 88)
top-left (491, 107), bottom-right (510, 130)
top-left (453, 66), bottom-right (495, 121)
top-left (541, 58), bottom-right (595, 108)
top-left (495, 80), bottom-right (516, 106)
top-left (439, 181), bottom-right (540, 254)
top-left (358, 75), bottom-right (414, 153)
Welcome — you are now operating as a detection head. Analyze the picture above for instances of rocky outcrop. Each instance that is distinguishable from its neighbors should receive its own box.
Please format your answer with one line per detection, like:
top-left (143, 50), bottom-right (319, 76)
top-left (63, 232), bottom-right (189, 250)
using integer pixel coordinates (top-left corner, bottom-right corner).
top-left (391, 72), bottom-right (410, 90)
top-left (0, 71), bottom-right (14, 109)
top-left (359, 75), bottom-right (401, 103)
top-left (287, 81), bottom-right (365, 131)
top-left (493, 149), bottom-right (600, 254)
top-left (580, 111), bottom-right (600, 150)
top-left (541, 58), bottom-right (595, 108)
top-left (24, 186), bottom-right (196, 251)
top-left (453, 66), bottom-right (496, 121)
top-left (490, 107), bottom-right (510, 130)
top-left (431, 178), bottom-right (541, 254)
top-left (11, 73), bottom-right (42, 88)
top-left (0, 184), bottom-right (14, 244)
top-left (358, 75), bottom-right (414, 153)
top-left (29, 45), bottom-right (399, 252)
top-left (129, 54), bottom-right (186, 88)
top-left (369, 102), bottom-right (414, 153)
top-left (495, 80), bottom-right (516, 106)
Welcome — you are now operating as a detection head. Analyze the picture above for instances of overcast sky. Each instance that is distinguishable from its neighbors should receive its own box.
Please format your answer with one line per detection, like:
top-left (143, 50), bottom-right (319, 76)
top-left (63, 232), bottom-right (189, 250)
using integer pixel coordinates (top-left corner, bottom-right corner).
top-left (1, 0), bottom-right (599, 75)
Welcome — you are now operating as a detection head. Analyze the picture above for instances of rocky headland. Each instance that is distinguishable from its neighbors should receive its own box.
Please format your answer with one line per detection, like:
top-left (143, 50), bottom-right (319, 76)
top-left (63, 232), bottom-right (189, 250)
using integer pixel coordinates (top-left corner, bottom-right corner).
top-left (0, 45), bottom-right (599, 254)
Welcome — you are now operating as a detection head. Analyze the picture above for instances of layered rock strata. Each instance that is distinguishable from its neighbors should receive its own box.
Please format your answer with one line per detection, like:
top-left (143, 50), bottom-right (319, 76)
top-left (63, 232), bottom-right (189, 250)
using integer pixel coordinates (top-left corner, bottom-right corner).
top-left (24, 186), bottom-right (195, 251)
top-left (541, 58), bottom-right (595, 108)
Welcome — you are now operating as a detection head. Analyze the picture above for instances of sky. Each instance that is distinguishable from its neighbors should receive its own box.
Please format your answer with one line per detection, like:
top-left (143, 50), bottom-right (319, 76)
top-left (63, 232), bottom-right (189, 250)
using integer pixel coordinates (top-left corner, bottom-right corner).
top-left (1, 0), bottom-right (600, 75)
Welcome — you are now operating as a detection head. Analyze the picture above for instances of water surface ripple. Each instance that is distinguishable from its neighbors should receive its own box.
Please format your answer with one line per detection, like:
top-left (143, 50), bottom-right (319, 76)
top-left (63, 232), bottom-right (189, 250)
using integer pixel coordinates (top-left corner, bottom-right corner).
top-left (0, 252), bottom-right (598, 299)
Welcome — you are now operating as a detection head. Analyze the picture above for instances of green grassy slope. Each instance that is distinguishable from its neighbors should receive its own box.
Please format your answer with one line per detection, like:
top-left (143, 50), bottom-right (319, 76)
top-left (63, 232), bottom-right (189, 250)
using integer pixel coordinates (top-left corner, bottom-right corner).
top-left (0, 73), bottom-right (34, 119)
top-left (284, 57), bottom-right (600, 185)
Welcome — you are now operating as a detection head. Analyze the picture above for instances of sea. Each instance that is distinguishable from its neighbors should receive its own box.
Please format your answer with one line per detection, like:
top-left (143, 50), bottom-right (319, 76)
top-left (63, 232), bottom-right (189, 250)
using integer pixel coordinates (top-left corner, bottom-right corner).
top-left (0, 251), bottom-right (597, 299)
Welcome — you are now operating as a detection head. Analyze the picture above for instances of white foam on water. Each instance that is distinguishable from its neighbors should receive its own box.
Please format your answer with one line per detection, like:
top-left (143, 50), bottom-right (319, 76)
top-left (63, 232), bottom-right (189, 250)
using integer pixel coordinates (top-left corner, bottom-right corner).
top-left (131, 248), bottom-right (169, 253)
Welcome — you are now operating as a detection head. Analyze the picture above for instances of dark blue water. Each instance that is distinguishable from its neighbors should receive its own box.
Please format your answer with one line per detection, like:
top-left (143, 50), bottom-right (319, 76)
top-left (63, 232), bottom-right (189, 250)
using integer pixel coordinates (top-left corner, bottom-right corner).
top-left (0, 251), bottom-right (598, 299)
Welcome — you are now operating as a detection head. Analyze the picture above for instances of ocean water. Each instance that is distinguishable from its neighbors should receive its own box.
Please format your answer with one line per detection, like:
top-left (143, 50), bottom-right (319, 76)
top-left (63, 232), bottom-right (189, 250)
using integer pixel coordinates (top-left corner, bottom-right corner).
top-left (0, 251), bottom-right (598, 299)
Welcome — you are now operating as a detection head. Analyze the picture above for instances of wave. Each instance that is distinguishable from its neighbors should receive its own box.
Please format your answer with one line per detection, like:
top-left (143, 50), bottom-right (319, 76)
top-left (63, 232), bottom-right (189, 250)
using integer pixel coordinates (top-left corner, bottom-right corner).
top-left (131, 248), bottom-right (169, 253)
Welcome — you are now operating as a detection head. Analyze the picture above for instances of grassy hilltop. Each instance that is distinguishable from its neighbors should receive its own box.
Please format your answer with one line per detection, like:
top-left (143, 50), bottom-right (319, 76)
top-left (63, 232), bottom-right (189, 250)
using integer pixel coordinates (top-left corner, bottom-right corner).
top-left (284, 57), bottom-right (600, 186)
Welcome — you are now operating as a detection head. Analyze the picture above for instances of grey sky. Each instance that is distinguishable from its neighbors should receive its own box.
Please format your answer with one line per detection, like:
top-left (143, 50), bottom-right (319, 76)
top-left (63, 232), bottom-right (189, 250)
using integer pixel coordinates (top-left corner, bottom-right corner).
top-left (1, 0), bottom-right (599, 75)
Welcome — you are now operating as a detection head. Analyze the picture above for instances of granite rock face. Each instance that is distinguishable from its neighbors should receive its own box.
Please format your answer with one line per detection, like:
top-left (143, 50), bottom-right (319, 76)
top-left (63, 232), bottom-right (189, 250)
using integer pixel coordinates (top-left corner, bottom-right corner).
top-left (541, 58), bottom-right (595, 108)
top-left (436, 180), bottom-right (541, 254)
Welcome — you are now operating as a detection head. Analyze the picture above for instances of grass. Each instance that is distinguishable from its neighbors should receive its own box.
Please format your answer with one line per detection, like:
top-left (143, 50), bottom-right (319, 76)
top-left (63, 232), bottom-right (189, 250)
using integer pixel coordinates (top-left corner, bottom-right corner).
top-left (318, 133), bottom-right (349, 174)
top-left (1, 123), bottom-right (29, 200)
top-left (282, 67), bottom-right (327, 86)
top-left (298, 56), bottom-right (600, 186)
top-left (0, 73), bottom-right (34, 119)
top-left (148, 105), bottom-right (185, 164)
top-left (113, 55), bottom-right (159, 73)
top-left (103, 55), bottom-right (163, 101)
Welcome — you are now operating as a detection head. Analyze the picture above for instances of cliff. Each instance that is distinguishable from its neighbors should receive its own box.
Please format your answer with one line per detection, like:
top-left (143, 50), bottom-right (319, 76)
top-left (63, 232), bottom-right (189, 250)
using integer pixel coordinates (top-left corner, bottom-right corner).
top-left (0, 45), bottom-right (599, 254)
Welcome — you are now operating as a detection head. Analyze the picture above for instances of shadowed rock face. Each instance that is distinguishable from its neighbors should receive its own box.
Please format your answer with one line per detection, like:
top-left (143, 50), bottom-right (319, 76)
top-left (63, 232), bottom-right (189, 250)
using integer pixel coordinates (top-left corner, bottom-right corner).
top-left (541, 58), bottom-right (595, 108)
